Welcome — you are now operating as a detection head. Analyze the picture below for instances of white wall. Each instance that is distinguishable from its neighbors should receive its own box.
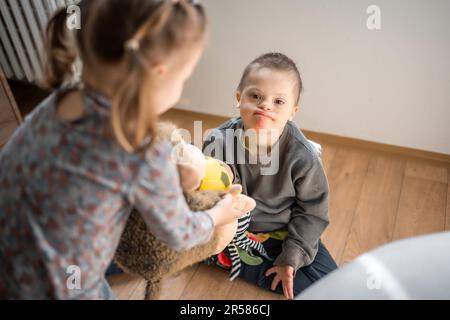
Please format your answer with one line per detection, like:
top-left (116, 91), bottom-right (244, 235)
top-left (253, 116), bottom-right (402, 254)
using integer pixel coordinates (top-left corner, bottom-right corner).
top-left (179, 0), bottom-right (450, 155)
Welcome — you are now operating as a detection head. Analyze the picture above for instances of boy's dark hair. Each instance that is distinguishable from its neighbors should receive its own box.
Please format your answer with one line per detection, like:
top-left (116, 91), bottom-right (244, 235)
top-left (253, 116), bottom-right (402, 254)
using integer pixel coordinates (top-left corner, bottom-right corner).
top-left (237, 52), bottom-right (303, 105)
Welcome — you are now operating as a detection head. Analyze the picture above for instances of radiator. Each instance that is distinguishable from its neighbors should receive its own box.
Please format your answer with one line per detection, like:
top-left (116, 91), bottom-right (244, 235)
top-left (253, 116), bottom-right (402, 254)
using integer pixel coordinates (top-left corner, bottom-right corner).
top-left (0, 0), bottom-right (79, 83)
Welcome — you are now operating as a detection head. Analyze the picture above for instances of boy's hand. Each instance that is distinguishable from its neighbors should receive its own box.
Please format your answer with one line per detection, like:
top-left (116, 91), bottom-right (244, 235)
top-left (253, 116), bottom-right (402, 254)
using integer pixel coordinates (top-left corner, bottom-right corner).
top-left (265, 265), bottom-right (295, 300)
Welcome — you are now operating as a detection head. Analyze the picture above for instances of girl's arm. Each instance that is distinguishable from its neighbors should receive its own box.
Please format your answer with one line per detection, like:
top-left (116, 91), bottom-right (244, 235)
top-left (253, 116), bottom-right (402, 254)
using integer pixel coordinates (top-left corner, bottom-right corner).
top-left (129, 142), bottom-right (243, 251)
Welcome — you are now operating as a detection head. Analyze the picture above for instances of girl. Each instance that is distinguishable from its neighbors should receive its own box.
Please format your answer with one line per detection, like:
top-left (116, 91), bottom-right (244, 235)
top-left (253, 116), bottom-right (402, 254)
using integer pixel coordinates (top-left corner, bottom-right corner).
top-left (0, 0), bottom-right (245, 299)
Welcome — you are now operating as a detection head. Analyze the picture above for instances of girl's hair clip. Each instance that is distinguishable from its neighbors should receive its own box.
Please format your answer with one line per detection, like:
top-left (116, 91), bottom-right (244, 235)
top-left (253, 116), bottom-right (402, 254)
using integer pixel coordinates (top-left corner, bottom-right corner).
top-left (125, 0), bottom-right (200, 53)
top-left (125, 38), bottom-right (140, 52)
top-left (173, 0), bottom-right (200, 4)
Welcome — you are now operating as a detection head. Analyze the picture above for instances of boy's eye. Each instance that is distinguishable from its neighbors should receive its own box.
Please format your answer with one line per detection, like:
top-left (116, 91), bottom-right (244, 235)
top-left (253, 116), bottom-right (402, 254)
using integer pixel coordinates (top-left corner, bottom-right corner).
top-left (275, 99), bottom-right (285, 105)
top-left (250, 93), bottom-right (262, 101)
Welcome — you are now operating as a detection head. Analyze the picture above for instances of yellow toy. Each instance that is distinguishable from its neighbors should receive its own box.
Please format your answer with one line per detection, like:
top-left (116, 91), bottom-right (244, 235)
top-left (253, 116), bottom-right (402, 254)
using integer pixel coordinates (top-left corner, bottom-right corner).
top-left (159, 121), bottom-right (234, 193)
top-left (199, 156), bottom-right (232, 191)
top-left (158, 121), bottom-right (252, 213)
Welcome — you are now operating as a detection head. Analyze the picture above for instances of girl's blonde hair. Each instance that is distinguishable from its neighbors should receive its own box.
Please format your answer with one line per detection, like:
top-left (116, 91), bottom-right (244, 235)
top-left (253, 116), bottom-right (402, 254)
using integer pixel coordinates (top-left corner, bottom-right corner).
top-left (42, 0), bottom-right (207, 153)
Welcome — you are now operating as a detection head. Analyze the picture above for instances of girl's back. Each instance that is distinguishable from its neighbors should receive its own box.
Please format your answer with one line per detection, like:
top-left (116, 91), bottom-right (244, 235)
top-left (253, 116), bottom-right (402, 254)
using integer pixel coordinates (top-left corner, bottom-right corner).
top-left (0, 85), bottom-right (173, 298)
top-left (0, 0), bottom-right (246, 300)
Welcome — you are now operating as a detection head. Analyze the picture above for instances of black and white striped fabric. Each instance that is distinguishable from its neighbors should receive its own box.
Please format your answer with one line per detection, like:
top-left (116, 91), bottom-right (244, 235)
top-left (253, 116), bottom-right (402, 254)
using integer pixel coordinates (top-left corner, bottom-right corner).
top-left (226, 212), bottom-right (272, 281)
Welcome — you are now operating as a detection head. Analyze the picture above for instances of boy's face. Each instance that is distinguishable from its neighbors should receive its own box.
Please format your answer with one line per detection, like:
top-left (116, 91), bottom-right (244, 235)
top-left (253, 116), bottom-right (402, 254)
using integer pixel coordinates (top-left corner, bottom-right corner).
top-left (236, 67), bottom-right (299, 137)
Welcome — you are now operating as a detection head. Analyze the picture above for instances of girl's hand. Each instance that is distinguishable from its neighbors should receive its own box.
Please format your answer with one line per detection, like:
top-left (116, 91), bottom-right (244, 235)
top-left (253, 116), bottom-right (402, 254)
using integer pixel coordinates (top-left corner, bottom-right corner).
top-left (228, 185), bottom-right (256, 214)
top-left (265, 265), bottom-right (295, 300)
top-left (206, 184), bottom-right (252, 226)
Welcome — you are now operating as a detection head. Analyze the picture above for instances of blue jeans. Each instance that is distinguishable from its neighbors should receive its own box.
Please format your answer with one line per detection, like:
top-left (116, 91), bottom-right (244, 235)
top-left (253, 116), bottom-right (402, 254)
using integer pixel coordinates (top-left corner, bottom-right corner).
top-left (105, 261), bottom-right (123, 276)
top-left (238, 239), bottom-right (338, 296)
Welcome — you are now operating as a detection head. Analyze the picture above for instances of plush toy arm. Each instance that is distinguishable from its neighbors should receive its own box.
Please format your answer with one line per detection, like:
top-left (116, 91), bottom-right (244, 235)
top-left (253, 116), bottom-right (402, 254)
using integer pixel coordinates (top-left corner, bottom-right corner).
top-left (173, 142), bottom-right (206, 192)
top-left (177, 163), bottom-right (203, 192)
top-left (229, 185), bottom-right (256, 213)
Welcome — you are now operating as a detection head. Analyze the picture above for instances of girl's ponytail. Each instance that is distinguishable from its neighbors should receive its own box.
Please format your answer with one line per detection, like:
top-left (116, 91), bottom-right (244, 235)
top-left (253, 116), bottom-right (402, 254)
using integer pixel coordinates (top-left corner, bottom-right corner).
top-left (111, 1), bottom-right (174, 153)
top-left (111, 61), bottom-right (153, 154)
top-left (41, 8), bottom-right (77, 89)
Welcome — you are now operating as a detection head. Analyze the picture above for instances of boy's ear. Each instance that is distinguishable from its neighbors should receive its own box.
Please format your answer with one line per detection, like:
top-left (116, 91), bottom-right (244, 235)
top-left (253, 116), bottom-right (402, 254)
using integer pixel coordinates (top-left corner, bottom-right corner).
top-left (235, 91), bottom-right (241, 108)
top-left (151, 63), bottom-right (167, 76)
top-left (289, 105), bottom-right (300, 121)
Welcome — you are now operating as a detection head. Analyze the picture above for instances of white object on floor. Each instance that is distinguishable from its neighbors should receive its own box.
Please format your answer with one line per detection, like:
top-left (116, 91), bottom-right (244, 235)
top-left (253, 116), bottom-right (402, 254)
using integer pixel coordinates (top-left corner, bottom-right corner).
top-left (296, 231), bottom-right (450, 300)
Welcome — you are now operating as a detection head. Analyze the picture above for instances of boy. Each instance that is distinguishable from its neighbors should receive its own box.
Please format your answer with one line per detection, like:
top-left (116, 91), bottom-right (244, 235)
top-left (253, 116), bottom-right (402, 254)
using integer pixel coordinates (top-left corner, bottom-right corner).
top-left (203, 53), bottom-right (337, 299)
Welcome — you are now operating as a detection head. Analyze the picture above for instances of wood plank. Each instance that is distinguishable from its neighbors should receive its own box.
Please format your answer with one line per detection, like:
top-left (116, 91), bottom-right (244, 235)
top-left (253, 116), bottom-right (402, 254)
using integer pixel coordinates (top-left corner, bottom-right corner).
top-left (393, 161), bottom-right (447, 240)
top-left (162, 108), bottom-right (227, 128)
top-left (160, 109), bottom-right (226, 149)
top-left (303, 129), bottom-right (450, 166)
top-left (0, 119), bottom-right (19, 147)
top-left (226, 278), bottom-right (282, 300)
top-left (107, 274), bottom-right (127, 298)
top-left (158, 264), bottom-right (200, 300)
top-left (0, 68), bottom-right (22, 123)
top-left (340, 155), bottom-right (406, 264)
top-left (405, 161), bottom-right (448, 183)
top-left (161, 109), bottom-right (225, 132)
top-left (179, 264), bottom-right (234, 300)
top-left (0, 69), bottom-right (22, 147)
top-left (128, 278), bottom-right (147, 300)
top-left (108, 274), bottom-right (143, 300)
top-left (114, 265), bottom-right (200, 300)
top-left (320, 143), bottom-right (337, 176)
top-left (321, 147), bottom-right (371, 265)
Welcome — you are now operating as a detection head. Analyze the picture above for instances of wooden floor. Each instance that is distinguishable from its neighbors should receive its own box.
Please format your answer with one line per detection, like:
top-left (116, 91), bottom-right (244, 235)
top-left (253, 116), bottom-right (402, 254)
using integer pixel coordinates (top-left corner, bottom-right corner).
top-left (108, 109), bottom-right (450, 300)
top-left (5, 82), bottom-right (448, 299)
top-left (0, 78), bottom-right (22, 147)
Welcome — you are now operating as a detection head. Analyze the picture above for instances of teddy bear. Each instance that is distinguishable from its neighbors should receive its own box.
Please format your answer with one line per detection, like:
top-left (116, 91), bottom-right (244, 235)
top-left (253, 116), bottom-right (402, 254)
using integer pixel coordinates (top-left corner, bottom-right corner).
top-left (113, 122), bottom-right (261, 300)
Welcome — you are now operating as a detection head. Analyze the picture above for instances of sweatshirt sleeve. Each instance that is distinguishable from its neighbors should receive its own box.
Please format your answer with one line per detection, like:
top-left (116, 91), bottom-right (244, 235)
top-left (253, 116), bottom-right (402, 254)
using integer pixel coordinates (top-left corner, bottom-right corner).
top-left (128, 141), bottom-right (214, 252)
top-left (274, 157), bottom-right (330, 271)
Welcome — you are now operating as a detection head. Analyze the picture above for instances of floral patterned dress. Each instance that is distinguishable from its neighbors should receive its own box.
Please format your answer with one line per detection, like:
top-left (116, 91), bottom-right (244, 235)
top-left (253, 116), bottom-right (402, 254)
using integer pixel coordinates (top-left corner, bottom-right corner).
top-left (0, 85), bottom-right (214, 299)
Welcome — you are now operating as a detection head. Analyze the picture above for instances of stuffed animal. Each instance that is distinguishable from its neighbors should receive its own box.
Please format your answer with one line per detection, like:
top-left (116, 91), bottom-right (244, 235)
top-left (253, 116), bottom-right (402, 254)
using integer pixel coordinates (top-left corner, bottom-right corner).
top-left (113, 122), bottom-right (257, 300)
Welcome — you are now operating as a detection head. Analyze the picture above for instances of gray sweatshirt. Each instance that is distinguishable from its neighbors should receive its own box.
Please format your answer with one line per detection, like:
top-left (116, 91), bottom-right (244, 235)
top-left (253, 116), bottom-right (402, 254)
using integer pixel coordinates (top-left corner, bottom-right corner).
top-left (202, 117), bottom-right (329, 271)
